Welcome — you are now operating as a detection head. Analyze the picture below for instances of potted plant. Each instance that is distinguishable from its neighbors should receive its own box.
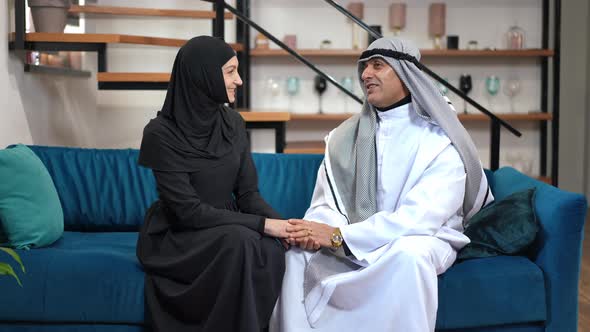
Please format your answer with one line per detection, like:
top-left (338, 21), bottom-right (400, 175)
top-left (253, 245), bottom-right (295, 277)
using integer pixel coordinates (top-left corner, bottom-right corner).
top-left (0, 247), bottom-right (25, 286)
top-left (28, 0), bottom-right (71, 33)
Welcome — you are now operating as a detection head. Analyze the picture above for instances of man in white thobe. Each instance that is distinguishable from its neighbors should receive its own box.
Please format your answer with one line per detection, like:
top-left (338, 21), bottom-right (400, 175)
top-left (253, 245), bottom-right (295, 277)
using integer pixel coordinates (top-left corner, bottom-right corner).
top-left (270, 38), bottom-right (493, 332)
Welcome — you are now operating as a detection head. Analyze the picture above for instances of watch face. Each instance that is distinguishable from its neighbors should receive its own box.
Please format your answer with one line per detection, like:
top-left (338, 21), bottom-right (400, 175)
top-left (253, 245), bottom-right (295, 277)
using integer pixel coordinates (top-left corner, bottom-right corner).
top-left (331, 234), bottom-right (343, 246)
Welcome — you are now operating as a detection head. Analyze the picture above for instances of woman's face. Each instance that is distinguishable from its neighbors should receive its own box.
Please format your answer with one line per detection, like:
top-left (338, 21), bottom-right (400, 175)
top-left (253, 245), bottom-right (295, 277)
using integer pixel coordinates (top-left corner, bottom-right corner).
top-left (222, 56), bottom-right (242, 103)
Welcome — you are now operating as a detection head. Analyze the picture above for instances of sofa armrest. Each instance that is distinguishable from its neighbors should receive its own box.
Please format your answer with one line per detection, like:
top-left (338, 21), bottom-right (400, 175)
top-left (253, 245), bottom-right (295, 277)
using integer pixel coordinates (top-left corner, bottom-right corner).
top-left (492, 167), bottom-right (588, 332)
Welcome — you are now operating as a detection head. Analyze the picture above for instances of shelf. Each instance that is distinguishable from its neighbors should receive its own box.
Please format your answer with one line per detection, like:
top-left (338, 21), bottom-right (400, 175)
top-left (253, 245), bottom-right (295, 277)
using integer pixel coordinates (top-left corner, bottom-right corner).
top-left (458, 113), bottom-right (553, 121)
top-left (285, 141), bottom-right (325, 154)
top-left (290, 112), bottom-right (553, 122)
top-left (251, 49), bottom-right (362, 57)
top-left (9, 33), bottom-right (244, 51)
top-left (290, 113), bottom-right (355, 121)
top-left (238, 111), bottom-right (290, 122)
top-left (250, 48), bottom-right (554, 58)
top-left (24, 64), bottom-right (91, 77)
top-left (98, 72), bottom-right (169, 82)
top-left (69, 5), bottom-right (233, 19)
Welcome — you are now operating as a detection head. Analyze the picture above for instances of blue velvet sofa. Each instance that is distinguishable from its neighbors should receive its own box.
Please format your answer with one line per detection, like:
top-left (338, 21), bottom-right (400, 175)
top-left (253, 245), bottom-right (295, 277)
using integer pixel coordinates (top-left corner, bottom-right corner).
top-left (0, 146), bottom-right (587, 332)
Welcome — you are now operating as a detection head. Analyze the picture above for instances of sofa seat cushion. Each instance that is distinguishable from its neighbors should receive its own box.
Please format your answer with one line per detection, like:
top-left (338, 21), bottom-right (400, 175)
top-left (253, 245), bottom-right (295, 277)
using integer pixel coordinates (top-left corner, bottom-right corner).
top-left (0, 232), bottom-right (144, 324)
top-left (436, 256), bottom-right (546, 329)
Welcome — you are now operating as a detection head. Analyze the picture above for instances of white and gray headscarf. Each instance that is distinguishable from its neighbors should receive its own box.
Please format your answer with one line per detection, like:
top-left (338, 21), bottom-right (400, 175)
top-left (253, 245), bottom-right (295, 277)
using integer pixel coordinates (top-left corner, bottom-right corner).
top-left (327, 37), bottom-right (492, 225)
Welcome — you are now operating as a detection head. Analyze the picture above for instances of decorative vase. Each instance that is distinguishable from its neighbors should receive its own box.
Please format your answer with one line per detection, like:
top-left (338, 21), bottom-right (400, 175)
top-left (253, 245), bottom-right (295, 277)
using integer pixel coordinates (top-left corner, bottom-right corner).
top-left (428, 3), bottom-right (446, 49)
top-left (389, 3), bottom-right (406, 36)
top-left (28, 0), bottom-right (71, 33)
top-left (506, 25), bottom-right (525, 49)
top-left (255, 33), bottom-right (270, 50)
top-left (347, 2), bottom-right (364, 50)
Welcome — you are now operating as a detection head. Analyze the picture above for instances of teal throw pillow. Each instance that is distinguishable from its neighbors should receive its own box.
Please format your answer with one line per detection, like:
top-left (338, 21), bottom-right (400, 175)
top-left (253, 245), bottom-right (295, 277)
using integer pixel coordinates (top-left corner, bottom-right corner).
top-left (0, 144), bottom-right (64, 249)
top-left (458, 188), bottom-right (539, 261)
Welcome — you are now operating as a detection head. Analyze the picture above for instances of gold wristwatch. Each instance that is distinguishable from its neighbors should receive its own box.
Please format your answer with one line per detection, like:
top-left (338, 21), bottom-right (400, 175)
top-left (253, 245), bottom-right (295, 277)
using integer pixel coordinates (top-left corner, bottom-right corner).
top-left (330, 227), bottom-right (344, 249)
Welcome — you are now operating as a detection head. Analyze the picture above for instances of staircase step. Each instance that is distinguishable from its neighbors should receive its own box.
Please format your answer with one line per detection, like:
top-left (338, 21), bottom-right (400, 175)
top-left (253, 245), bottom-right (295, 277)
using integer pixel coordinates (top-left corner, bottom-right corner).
top-left (12, 33), bottom-right (243, 51)
top-left (97, 72), bottom-right (170, 82)
top-left (284, 141), bottom-right (325, 154)
top-left (69, 5), bottom-right (233, 19)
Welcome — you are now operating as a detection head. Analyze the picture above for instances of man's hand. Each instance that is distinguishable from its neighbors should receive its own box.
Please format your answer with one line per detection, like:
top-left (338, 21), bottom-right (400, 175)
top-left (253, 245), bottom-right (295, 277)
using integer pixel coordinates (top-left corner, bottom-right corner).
top-left (287, 219), bottom-right (335, 249)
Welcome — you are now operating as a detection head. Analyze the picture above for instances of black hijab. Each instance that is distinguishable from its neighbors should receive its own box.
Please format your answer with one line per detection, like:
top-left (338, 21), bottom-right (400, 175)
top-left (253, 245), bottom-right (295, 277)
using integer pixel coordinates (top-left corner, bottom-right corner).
top-left (138, 36), bottom-right (239, 171)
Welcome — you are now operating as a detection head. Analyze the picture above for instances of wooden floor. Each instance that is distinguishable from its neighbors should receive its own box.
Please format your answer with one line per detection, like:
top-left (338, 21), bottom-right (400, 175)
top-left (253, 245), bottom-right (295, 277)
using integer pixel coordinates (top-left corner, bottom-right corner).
top-left (580, 211), bottom-right (589, 332)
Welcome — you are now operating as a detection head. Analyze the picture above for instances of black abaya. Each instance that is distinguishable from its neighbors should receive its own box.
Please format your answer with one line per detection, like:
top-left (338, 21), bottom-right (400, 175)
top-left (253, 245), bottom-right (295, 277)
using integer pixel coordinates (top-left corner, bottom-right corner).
top-left (136, 36), bottom-right (285, 332)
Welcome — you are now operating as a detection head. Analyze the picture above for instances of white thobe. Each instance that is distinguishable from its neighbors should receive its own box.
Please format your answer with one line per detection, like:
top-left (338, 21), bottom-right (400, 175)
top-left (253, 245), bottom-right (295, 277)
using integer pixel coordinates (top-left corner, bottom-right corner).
top-left (270, 103), bottom-right (473, 332)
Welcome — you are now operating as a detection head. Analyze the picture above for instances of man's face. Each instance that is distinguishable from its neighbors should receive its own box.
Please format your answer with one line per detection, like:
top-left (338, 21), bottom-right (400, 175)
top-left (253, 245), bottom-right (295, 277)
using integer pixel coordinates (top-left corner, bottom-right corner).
top-left (361, 58), bottom-right (409, 108)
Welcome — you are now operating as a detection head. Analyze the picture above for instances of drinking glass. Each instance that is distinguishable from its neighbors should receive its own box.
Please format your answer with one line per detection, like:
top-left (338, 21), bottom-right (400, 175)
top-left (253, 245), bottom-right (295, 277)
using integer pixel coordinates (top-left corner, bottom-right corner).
top-left (286, 76), bottom-right (300, 111)
top-left (485, 75), bottom-right (500, 110)
top-left (340, 76), bottom-right (354, 112)
top-left (503, 77), bottom-right (521, 113)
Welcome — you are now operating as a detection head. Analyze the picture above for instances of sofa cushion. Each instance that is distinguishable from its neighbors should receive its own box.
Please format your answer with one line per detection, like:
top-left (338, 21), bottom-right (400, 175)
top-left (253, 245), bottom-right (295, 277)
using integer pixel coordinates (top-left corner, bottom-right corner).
top-left (0, 232), bottom-right (144, 324)
top-left (436, 256), bottom-right (546, 329)
top-left (458, 188), bottom-right (539, 260)
top-left (28, 146), bottom-right (157, 232)
top-left (252, 153), bottom-right (323, 219)
top-left (0, 144), bottom-right (63, 249)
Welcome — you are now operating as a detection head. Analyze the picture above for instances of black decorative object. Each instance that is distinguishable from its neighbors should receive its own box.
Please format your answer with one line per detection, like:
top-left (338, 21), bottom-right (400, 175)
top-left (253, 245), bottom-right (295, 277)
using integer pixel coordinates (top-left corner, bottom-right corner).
top-left (459, 74), bottom-right (473, 114)
top-left (314, 75), bottom-right (328, 114)
top-left (447, 35), bottom-right (459, 49)
top-left (368, 25), bottom-right (382, 46)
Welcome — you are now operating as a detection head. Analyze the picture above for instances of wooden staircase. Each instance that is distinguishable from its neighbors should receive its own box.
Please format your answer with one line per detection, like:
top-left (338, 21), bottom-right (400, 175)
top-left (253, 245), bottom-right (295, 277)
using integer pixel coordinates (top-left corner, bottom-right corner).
top-left (10, 4), bottom-right (242, 90)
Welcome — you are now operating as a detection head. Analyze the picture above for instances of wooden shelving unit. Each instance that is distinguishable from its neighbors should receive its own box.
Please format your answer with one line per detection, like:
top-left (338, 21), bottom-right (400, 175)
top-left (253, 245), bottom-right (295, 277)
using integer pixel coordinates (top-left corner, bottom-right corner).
top-left (69, 5), bottom-right (234, 19)
top-left (251, 49), bottom-right (554, 58)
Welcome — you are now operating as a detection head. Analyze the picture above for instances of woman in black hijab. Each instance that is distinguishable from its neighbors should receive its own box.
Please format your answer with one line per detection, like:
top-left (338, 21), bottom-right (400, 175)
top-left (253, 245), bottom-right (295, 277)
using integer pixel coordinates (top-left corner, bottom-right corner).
top-left (136, 36), bottom-right (295, 332)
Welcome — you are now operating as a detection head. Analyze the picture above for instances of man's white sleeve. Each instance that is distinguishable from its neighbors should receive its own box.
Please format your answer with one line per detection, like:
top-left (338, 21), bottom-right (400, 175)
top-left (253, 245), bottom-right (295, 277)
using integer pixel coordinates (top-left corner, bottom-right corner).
top-left (341, 144), bottom-right (466, 263)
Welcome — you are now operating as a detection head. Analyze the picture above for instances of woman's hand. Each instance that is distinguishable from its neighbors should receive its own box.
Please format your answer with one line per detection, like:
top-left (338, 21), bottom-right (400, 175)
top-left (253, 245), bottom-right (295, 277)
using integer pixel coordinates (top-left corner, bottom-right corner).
top-left (264, 218), bottom-right (313, 239)
top-left (287, 219), bottom-right (334, 249)
top-left (263, 218), bottom-right (290, 238)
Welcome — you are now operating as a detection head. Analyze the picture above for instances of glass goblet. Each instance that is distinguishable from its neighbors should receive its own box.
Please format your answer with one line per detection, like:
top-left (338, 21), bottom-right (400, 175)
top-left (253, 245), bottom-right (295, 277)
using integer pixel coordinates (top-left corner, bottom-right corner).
top-left (340, 76), bottom-right (354, 112)
top-left (503, 77), bottom-right (521, 113)
top-left (314, 75), bottom-right (328, 114)
top-left (286, 77), bottom-right (300, 111)
top-left (485, 75), bottom-right (500, 111)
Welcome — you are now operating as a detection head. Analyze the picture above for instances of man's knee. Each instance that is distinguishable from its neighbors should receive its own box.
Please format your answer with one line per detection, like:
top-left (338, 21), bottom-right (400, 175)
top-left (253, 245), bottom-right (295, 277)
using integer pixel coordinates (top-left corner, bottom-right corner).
top-left (390, 236), bottom-right (437, 267)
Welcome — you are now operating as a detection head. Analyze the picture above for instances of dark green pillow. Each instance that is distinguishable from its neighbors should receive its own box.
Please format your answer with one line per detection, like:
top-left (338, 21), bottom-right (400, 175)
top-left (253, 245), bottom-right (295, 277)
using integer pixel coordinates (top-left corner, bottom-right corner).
top-left (457, 188), bottom-right (539, 261)
top-left (0, 144), bottom-right (64, 249)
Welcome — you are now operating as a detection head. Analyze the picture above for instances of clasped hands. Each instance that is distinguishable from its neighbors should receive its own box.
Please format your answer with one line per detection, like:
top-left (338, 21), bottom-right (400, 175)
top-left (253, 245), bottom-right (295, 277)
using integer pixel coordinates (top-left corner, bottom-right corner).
top-left (264, 218), bottom-right (335, 251)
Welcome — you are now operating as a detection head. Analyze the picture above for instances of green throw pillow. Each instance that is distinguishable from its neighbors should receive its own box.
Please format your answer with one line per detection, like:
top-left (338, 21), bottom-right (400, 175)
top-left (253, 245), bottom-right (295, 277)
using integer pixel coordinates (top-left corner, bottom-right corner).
top-left (457, 188), bottom-right (539, 261)
top-left (0, 144), bottom-right (64, 249)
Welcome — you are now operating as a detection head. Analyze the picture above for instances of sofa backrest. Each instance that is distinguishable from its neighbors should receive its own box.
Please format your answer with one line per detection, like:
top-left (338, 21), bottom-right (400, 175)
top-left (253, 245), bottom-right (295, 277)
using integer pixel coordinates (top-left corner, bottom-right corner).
top-left (29, 146), bottom-right (324, 232)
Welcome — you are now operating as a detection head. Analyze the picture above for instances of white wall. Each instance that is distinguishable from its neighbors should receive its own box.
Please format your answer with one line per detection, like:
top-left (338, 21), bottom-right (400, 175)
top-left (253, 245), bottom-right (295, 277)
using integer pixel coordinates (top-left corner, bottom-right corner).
top-left (559, 0), bottom-right (590, 194)
top-left (1, 1), bottom-right (33, 146)
top-left (1, 1), bottom-right (99, 148)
